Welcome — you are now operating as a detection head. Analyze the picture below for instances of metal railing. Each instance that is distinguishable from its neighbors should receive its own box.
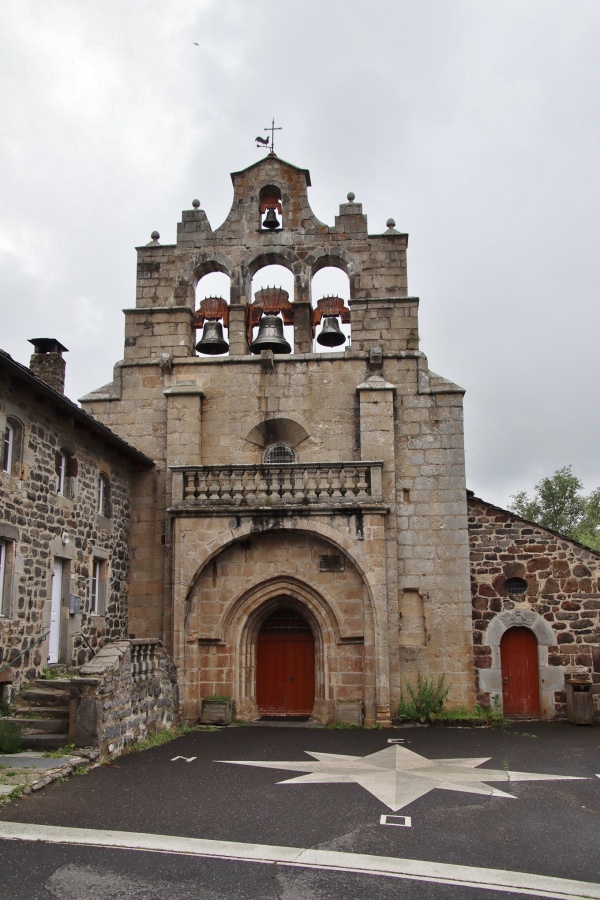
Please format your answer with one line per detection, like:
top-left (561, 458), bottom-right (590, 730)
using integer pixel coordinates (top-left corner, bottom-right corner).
top-left (0, 630), bottom-right (50, 678)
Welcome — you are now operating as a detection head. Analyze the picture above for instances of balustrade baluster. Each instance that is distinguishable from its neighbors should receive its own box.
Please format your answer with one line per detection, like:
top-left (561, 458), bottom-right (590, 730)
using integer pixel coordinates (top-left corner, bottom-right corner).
top-left (231, 468), bottom-right (243, 504)
top-left (281, 467), bottom-right (293, 501)
top-left (356, 466), bottom-right (368, 497)
top-left (195, 469), bottom-right (208, 501)
top-left (330, 467), bottom-right (343, 498)
top-left (256, 468), bottom-right (269, 502)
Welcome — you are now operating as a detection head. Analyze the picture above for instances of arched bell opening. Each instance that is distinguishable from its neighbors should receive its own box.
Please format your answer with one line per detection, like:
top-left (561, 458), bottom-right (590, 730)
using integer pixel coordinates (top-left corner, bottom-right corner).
top-left (256, 605), bottom-right (315, 717)
top-left (249, 264), bottom-right (294, 353)
top-left (311, 266), bottom-right (351, 353)
top-left (258, 184), bottom-right (283, 231)
top-left (195, 270), bottom-right (231, 356)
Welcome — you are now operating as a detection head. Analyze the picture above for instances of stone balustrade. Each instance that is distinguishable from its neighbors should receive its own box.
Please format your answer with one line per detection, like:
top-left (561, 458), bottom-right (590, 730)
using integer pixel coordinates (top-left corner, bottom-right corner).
top-left (170, 461), bottom-right (383, 508)
top-left (131, 639), bottom-right (160, 680)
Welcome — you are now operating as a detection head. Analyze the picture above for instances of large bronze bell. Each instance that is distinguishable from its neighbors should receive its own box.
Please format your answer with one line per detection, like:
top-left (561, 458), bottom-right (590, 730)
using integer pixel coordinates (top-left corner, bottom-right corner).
top-left (195, 320), bottom-right (229, 355)
top-left (262, 207), bottom-right (280, 230)
top-left (250, 314), bottom-right (292, 354)
top-left (317, 315), bottom-right (346, 347)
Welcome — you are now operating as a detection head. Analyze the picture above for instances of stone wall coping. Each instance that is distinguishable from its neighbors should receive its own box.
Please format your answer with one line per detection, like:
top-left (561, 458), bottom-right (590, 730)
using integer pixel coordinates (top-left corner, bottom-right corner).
top-left (122, 306), bottom-right (191, 315)
top-left (129, 638), bottom-right (163, 646)
top-left (163, 386), bottom-right (205, 397)
top-left (357, 376), bottom-right (397, 392)
top-left (170, 460), bottom-right (384, 471)
top-left (168, 503), bottom-right (390, 518)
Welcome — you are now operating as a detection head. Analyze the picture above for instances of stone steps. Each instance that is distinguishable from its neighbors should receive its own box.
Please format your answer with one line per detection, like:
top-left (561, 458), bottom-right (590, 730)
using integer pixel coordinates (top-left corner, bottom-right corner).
top-left (16, 732), bottom-right (70, 751)
top-left (14, 705), bottom-right (69, 719)
top-left (7, 716), bottom-right (69, 734)
top-left (11, 678), bottom-right (72, 749)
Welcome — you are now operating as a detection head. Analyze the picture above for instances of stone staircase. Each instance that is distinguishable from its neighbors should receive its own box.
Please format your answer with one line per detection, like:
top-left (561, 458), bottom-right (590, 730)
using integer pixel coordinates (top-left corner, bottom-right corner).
top-left (7, 679), bottom-right (72, 750)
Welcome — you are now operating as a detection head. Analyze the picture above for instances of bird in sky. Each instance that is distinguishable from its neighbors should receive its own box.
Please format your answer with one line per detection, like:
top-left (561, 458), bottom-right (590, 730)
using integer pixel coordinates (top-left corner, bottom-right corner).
top-left (193, 42), bottom-right (199, 46)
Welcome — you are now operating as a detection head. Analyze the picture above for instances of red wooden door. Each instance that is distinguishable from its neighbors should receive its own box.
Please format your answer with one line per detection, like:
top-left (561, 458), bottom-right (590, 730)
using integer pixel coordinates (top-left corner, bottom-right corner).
top-left (256, 609), bottom-right (315, 716)
top-left (500, 627), bottom-right (541, 716)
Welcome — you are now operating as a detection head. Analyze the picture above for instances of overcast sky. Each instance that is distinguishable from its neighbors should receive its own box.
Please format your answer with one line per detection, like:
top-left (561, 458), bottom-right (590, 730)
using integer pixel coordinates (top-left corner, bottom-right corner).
top-left (1, 1), bottom-right (598, 508)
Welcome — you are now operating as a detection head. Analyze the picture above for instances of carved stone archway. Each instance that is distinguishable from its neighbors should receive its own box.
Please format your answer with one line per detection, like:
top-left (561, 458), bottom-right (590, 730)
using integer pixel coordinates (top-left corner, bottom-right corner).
top-left (480, 610), bottom-right (564, 718)
top-left (225, 576), bottom-right (347, 723)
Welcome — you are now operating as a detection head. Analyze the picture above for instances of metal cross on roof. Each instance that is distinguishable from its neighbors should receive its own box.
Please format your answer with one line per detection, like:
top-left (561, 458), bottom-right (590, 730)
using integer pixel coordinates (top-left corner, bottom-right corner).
top-left (256, 118), bottom-right (282, 153)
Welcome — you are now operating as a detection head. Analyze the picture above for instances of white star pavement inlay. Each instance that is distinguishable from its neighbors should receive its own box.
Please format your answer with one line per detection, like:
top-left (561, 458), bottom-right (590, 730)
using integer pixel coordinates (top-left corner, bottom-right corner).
top-left (219, 745), bottom-right (586, 812)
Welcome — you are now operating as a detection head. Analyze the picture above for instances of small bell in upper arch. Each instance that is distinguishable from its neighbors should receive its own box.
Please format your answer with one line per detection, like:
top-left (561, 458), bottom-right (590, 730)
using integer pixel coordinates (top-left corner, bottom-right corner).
top-left (195, 320), bottom-right (229, 355)
top-left (317, 316), bottom-right (346, 347)
top-left (262, 207), bottom-right (280, 230)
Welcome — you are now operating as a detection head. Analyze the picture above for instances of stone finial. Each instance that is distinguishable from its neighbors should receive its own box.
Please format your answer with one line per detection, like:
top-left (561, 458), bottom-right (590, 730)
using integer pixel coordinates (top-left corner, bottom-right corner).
top-left (347, 192), bottom-right (356, 203)
top-left (146, 231), bottom-right (161, 246)
top-left (384, 218), bottom-right (400, 234)
top-left (192, 199), bottom-right (200, 209)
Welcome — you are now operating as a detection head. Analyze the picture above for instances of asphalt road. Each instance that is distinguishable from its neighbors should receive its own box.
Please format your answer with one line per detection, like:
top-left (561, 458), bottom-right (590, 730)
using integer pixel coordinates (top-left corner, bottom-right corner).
top-left (0, 721), bottom-right (598, 899)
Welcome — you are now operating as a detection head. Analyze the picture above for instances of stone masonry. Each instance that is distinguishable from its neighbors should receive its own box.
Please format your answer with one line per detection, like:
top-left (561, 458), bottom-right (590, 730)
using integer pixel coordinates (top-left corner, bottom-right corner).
top-left (81, 153), bottom-right (475, 725)
top-left (468, 494), bottom-right (600, 719)
top-left (0, 349), bottom-right (153, 695)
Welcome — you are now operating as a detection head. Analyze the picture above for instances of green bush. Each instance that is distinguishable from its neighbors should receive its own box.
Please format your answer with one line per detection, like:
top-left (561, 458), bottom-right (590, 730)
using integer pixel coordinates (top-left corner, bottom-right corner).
top-left (0, 721), bottom-right (23, 754)
top-left (397, 675), bottom-right (449, 723)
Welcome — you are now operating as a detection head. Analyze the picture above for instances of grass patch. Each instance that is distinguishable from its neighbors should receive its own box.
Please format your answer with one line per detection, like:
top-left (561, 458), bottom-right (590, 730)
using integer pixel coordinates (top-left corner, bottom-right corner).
top-left (131, 722), bottom-right (202, 753)
top-left (397, 677), bottom-right (509, 728)
top-left (0, 720), bottom-right (23, 754)
top-left (39, 666), bottom-right (72, 680)
top-left (397, 675), bottom-right (449, 724)
top-left (43, 743), bottom-right (77, 758)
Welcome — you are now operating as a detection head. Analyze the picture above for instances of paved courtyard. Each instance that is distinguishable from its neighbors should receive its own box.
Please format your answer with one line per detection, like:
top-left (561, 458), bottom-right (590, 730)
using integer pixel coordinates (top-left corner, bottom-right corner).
top-left (0, 721), bottom-right (598, 899)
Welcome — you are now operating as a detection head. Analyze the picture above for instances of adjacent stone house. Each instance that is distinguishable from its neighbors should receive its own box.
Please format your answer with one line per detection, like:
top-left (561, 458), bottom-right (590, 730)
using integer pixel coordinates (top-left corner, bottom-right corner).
top-left (0, 341), bottom-right (153, 697)
top-left (468, 494), bottom-right (600, 720)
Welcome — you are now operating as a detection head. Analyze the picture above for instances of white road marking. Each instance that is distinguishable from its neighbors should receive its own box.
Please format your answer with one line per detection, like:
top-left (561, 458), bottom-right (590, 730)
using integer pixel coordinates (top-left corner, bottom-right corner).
top-left (219, 746), bottom-right (586, 812)
top-left (171, 756), bottom-right (197, 763)
top-left (0, 822), bottom-right (598, 899)
top-left (380, 814), bottom-right (411, 827)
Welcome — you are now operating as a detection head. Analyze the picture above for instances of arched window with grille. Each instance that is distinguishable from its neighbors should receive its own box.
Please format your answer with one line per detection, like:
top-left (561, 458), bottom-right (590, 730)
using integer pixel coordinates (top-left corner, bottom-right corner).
top-left (263, 443), bottom-right (295, 465)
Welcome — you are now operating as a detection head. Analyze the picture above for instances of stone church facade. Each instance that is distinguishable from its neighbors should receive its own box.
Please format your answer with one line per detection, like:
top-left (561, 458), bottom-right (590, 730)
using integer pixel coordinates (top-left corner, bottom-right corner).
top-left (40, 151), bottom-right (597, 725)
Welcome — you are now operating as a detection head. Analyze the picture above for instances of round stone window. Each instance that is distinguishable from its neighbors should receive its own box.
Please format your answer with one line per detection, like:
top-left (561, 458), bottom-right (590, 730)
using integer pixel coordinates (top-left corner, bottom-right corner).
top-left (505, 577), bottom-right (528, 595)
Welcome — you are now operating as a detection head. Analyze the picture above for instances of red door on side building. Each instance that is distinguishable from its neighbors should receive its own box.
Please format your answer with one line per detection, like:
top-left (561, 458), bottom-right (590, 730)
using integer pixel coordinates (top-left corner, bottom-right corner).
top-left (257, 608), bottom-right (315, 717)
top-left (500, 627), bottom-right (541, 716)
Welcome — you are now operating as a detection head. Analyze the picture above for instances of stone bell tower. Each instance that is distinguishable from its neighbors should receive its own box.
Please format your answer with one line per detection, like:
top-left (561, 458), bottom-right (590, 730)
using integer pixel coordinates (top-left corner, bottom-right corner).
top-left (82, 151), bottom-right (475, 724)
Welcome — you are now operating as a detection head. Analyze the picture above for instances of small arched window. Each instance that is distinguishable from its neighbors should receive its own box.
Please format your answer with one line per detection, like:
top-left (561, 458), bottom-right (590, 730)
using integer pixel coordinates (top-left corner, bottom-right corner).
top-left (263, 443), bottom-right (295, 465)
top-left (97, 473), bottom-right (110, 518)
top-left (2, 417), bottom-right (23, 476)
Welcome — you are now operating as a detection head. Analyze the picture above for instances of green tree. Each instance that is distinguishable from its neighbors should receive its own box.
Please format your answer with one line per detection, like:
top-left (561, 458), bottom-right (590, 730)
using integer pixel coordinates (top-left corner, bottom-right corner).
top-left (510, 466), bottom-right (600, 551)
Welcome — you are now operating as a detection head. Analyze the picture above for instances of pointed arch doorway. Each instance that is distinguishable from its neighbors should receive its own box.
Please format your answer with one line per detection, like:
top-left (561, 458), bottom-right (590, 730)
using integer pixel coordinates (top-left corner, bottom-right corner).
top-left (256, 607), bottom-right (315, 717)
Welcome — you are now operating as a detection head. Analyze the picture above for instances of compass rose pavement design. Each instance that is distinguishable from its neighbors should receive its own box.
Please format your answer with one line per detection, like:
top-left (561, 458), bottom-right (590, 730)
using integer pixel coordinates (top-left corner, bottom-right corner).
top-left (219, 744), bottom-right (585, 812)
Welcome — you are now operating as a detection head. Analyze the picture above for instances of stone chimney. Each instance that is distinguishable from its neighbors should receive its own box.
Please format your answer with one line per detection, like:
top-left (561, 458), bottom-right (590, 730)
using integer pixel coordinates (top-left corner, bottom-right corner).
top-left (28, 339), bottom-right (69, 395)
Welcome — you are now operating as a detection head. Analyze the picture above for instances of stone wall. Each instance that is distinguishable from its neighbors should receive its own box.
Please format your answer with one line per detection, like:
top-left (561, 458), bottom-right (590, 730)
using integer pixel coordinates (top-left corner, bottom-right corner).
top-left (72, 640), bottom-right (178, 756)
top-left (81, 154), bottom-right (476, 724)
top-left (0, 356), bottom-right (148, 693)
top-left (468, 495), bottom-right (600, 718)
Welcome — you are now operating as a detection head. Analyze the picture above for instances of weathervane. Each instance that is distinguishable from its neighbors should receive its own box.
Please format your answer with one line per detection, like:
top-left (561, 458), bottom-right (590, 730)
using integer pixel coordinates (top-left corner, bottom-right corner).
top-left (256, 118), bottom-right (282, 153)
